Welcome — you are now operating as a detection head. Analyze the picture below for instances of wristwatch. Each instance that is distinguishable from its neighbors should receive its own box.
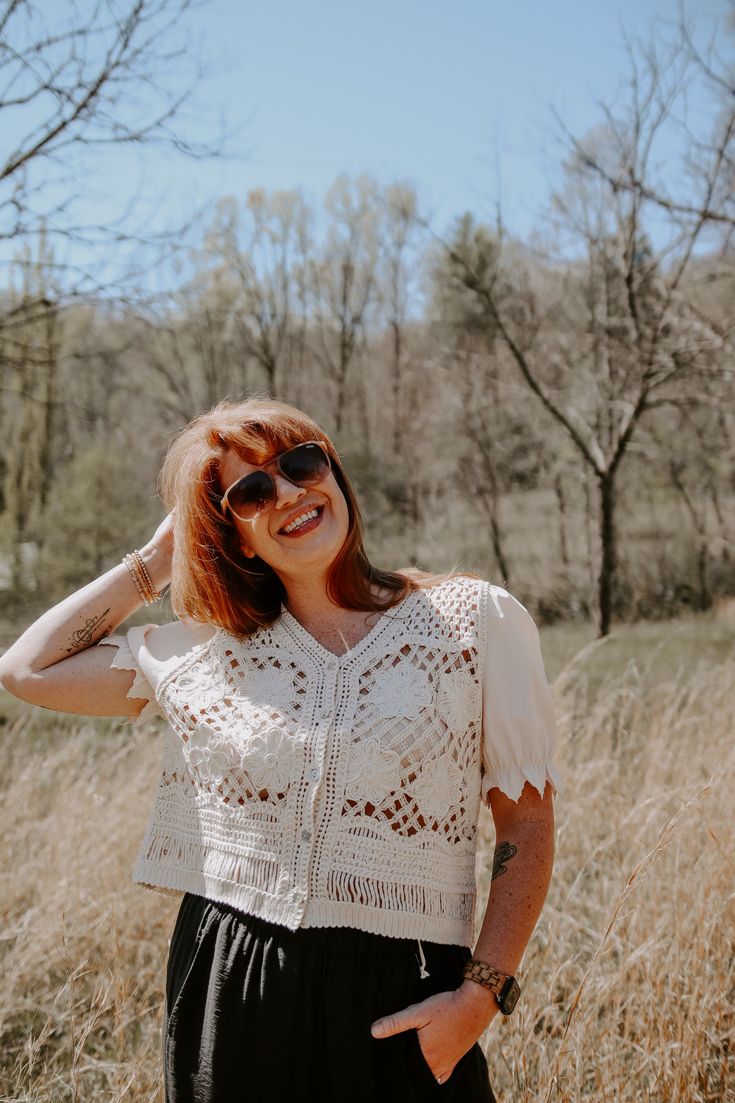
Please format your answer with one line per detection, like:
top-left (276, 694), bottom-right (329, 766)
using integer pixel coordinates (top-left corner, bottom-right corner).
top-left (462, 958), bottom-right (521, 1015)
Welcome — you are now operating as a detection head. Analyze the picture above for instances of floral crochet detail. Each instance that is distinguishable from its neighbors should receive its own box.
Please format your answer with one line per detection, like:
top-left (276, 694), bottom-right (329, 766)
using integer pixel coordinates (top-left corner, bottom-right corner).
top-left (177, 656), bottom-right (225, 709)
top-left (370, 665), bottom-right (432, 718)
top-left (184, 724), bottom-right (233, 784)
top-left (345, 740), bottom-right (402, 803)
top-left (412, 756), bottom-right (464, 822)
top-left (436, 668), bottom-right (480, 733)
top-left (240, 727), bottom-right (302, 794)
top-left (235, 666), bottom-right (295, 710)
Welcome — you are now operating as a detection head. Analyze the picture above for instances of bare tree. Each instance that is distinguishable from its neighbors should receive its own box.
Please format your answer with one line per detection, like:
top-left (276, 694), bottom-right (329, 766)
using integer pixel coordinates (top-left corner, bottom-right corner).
top-left (0, 0), bottom-right (219, 258)
top-left (561, 9), bottom-right (735, 238)
top-left (0, 233), bottom-right (59, 588)
top-left (309, 175), bottom-right (380, 434)
top-left (0, 0), bottom-right (236, 595)
top-left (378, 183), bottom-right (421, 456)
top-left (206, 190), bottom-right (312, 400)
top-left (434, 49), bottom-right (730, 634)
top-left (132, 276), bottom-right (248, 427)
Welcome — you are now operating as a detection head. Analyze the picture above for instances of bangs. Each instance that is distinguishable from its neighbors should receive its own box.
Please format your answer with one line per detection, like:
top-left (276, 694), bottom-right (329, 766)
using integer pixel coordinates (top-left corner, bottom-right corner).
top-left (205, 409), bottom-right (326, 469)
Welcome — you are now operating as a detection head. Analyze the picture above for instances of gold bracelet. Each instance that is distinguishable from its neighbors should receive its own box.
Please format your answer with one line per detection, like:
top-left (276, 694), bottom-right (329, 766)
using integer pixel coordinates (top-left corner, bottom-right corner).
top-left (123, 551), bottom-right (163, 606)
top-left (123, 553), bottom-right (148, 603)
top-left (131, 549), bottom-right (162, 603)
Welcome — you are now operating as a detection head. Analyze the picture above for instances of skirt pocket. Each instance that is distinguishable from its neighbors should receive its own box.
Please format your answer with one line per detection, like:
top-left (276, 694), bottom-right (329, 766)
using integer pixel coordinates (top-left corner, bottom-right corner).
top-left (409, 1026), bottom-right (440, 1088)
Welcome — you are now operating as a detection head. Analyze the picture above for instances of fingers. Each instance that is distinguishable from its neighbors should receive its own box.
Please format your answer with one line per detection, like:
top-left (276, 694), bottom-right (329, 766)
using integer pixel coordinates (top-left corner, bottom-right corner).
top-left (371, 1007), bottom-right (461, 1086)
top-left (370, 1013), bottom-right (402, 1038)
top-left (371, 1003), bottom-right (424, 1038)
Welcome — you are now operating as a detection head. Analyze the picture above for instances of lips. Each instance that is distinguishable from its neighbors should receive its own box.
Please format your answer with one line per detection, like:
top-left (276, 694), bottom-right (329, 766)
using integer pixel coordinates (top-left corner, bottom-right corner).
top-left (277, 504), bottom-right (324, 535)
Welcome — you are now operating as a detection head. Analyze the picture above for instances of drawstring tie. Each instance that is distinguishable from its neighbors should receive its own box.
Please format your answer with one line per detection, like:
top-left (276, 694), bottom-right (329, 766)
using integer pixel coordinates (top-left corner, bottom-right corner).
top-left (416, 939), bottom-right (430, 979)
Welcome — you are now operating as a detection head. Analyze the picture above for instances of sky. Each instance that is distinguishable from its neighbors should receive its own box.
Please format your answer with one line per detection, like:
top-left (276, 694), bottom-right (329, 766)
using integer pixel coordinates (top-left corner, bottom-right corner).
top-left (2, 0), bottom-right (731, 282)
top-left (163, 0), bottom-right (729, 235)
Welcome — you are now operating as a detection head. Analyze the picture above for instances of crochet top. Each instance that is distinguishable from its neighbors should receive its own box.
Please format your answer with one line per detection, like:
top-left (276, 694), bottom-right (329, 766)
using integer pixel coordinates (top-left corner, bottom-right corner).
top-left (100, 575), bottom-right (562, 947)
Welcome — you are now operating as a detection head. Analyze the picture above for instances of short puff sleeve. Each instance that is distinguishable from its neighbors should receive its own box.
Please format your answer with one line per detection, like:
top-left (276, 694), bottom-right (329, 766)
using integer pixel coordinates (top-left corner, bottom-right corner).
top-left (98, 624), bottom-right (163, 720)
top-left (481, 585), bottom-right (563, 804)
top-left (99, 620), bottom-right (217, 720)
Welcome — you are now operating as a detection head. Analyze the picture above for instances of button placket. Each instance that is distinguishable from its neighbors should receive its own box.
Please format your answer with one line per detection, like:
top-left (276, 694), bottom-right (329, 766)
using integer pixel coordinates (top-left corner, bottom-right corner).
top-left (290, 660), bottom-right (341, 918)
top-left (307, 661), bottom-right (339, 795)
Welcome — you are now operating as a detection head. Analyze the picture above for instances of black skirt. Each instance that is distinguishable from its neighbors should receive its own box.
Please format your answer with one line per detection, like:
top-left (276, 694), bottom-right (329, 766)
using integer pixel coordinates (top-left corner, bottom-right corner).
top-left (163, 892), bottom-right (498, 1102)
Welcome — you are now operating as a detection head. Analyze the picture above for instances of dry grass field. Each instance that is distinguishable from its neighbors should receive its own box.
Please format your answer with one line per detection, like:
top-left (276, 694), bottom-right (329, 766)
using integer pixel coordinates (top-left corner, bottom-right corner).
top-left (0, 610), bottom-right (733, 1102)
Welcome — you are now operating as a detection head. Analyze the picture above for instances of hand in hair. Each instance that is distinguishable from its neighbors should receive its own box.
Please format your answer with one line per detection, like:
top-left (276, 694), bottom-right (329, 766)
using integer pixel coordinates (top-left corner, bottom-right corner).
top-left (145, 510), bottom-right (175, 593)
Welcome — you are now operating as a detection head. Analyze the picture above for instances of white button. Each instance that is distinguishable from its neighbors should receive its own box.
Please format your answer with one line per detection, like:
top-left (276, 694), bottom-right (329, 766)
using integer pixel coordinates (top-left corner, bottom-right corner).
top-left (309, 767), bottom-right (320, 782)
top-left (301, 829), bottom-right (311, 842)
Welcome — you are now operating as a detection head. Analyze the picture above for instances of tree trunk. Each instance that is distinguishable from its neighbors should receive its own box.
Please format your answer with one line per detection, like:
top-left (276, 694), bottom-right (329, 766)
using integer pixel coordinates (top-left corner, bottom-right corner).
top-left (597, 470), bottom-right (618, 636)
top-left (490, 512), bottom-right (510, 585)
top-left (38, 303), bottom-right (59, 510)
top-left (697, 540), bottom-right (711, 611)
top-left (391, 319), bottom-right (402, 457)
top-left (584, 467), bottom-right (597, 619)
top-left (481, 475), bottom-right (510, 584)
top-left (554, 472), bottom-right (570, 571)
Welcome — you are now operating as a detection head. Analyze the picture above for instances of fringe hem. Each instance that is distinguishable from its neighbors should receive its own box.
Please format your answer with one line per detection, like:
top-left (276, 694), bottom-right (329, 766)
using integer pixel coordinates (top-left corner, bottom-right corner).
top-left (132, 858), bottom-right (476, 946)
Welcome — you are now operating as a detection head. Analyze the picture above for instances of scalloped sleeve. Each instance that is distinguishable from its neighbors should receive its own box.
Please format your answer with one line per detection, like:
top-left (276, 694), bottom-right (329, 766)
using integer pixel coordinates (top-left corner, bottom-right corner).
top-left (98, 625), bottom-right (163, 720)
top-left (480, 585), bottom-right (563, 804)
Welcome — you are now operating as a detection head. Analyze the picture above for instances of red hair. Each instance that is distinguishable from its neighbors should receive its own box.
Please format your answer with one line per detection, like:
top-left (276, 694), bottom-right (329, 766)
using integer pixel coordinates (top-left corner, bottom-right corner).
top-left (159, 396), bottom-right (474, 636)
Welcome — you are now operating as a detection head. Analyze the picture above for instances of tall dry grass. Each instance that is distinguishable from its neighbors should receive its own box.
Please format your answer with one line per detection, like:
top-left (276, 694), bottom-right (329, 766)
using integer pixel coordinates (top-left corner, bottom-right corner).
top-left (474, 632), bottom-right (735, 1102)
top-left (1, 622), bottom-right (733, 1101)
top-left (0, 711), bottom-right (179, 1102)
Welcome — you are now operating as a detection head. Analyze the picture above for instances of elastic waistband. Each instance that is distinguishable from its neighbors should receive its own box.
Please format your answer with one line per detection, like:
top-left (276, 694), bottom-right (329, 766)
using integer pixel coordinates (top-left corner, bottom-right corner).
top-left (180, 892), bottom-right (469, 977)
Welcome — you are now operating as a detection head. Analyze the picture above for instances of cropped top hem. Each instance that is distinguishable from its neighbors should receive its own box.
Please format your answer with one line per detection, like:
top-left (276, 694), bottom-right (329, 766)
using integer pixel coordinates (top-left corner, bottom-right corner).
top-left (133, 859), bottom-right (475, 947)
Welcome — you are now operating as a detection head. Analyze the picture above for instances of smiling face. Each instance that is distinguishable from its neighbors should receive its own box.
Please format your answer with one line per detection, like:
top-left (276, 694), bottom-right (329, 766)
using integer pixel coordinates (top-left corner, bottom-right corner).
top-left (217, 444), bottom-right (351, 586)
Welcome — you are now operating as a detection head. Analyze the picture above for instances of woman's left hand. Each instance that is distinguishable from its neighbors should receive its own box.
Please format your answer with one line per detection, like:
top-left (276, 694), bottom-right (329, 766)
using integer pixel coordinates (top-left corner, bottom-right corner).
top-left (370, 980), bottom-right (498, 1083)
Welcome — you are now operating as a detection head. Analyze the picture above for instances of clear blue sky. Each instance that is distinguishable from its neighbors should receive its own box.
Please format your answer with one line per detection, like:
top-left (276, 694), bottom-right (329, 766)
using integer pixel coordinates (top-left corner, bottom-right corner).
top-left (2, 0), bottom-right (730, 281)
top-left (159, 0), bottom-right (728, 238)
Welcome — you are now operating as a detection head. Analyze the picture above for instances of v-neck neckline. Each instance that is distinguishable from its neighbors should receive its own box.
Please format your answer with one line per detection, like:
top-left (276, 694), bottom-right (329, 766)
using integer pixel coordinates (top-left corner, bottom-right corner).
top-left (279, 589), bottom-right (415, 664)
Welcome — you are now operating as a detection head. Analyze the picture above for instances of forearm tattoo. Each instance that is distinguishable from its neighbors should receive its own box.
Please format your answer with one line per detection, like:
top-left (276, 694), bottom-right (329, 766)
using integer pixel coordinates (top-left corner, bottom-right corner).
top-left (492, 840), bottom-right (518, 881)
top-left (64, 608), bottom-right (112, 654)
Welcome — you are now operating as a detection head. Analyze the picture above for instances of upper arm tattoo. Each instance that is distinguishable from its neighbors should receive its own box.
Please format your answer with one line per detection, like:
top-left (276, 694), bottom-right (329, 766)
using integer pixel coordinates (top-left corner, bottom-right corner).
top-left (492, 840), bottom-right (518, 881)
top-left (64, 608), bottom-right (112, 654)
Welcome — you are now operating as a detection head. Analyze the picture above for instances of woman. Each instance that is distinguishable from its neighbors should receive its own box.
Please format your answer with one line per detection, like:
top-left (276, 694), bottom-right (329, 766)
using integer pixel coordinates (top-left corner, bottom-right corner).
top-left (0, 397), bottom-right (562, 1102)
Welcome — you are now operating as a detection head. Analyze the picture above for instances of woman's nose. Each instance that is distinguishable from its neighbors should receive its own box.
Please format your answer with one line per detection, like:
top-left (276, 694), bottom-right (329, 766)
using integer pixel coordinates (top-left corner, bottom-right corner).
top-left (272, 472), bottom-right (307, 508)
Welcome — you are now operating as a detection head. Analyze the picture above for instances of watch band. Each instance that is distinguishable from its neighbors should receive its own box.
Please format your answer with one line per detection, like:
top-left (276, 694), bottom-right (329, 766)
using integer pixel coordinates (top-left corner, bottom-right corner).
top-left (462, 958), bottom-right (507, 995)
top-left (462, 958), bottom-right (521, 1015)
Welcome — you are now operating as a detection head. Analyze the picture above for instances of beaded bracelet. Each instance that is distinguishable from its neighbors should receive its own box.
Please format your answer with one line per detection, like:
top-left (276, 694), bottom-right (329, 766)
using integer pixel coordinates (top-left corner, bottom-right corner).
top-left (123, 550), bottom-right (163, 606)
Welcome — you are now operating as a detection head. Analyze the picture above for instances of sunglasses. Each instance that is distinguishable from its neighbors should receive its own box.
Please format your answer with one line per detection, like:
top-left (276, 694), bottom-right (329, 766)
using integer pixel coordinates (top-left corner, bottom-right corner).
top-left (219, 439), bottom-right (332, 522)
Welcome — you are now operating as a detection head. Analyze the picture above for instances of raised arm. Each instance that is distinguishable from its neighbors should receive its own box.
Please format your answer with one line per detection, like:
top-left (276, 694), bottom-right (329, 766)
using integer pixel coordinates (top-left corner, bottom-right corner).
top-left (0, 514), bottom-right (173, 717)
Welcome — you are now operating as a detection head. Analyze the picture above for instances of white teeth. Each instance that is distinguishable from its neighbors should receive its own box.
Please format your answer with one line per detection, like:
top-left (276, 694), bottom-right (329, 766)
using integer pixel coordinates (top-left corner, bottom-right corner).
top-left (282, 508), bottom-right (319, 534)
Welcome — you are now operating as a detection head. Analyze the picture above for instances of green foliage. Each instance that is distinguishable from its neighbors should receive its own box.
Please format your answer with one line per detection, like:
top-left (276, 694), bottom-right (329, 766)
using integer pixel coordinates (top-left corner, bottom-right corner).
top-left (37, 442), bottom-right (161, 599)
top-left (430, 212), bottom-right (504, 337)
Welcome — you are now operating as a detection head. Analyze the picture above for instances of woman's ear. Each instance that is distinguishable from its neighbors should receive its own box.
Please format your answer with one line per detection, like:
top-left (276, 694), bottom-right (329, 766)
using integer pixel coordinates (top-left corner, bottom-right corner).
top-left (240, 540), bottom-right (255, 559)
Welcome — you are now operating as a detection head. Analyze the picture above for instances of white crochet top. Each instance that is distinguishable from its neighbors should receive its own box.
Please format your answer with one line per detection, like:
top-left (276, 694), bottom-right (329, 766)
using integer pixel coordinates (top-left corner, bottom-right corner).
top-left (100, 576), bottom-right (562, 947)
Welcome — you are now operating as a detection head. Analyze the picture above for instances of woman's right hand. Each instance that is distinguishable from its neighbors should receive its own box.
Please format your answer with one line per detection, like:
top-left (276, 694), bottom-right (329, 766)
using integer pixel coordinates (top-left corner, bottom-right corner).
top-left (139, 510), bottom-right (175, 594)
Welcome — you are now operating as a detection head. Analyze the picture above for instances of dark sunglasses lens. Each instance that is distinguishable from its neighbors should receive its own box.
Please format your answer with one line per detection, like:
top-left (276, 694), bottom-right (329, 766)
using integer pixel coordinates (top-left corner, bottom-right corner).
top-left (280, 442), bottom-right (330, 484)
top-left (228, 470), bottom-right (274, 519)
